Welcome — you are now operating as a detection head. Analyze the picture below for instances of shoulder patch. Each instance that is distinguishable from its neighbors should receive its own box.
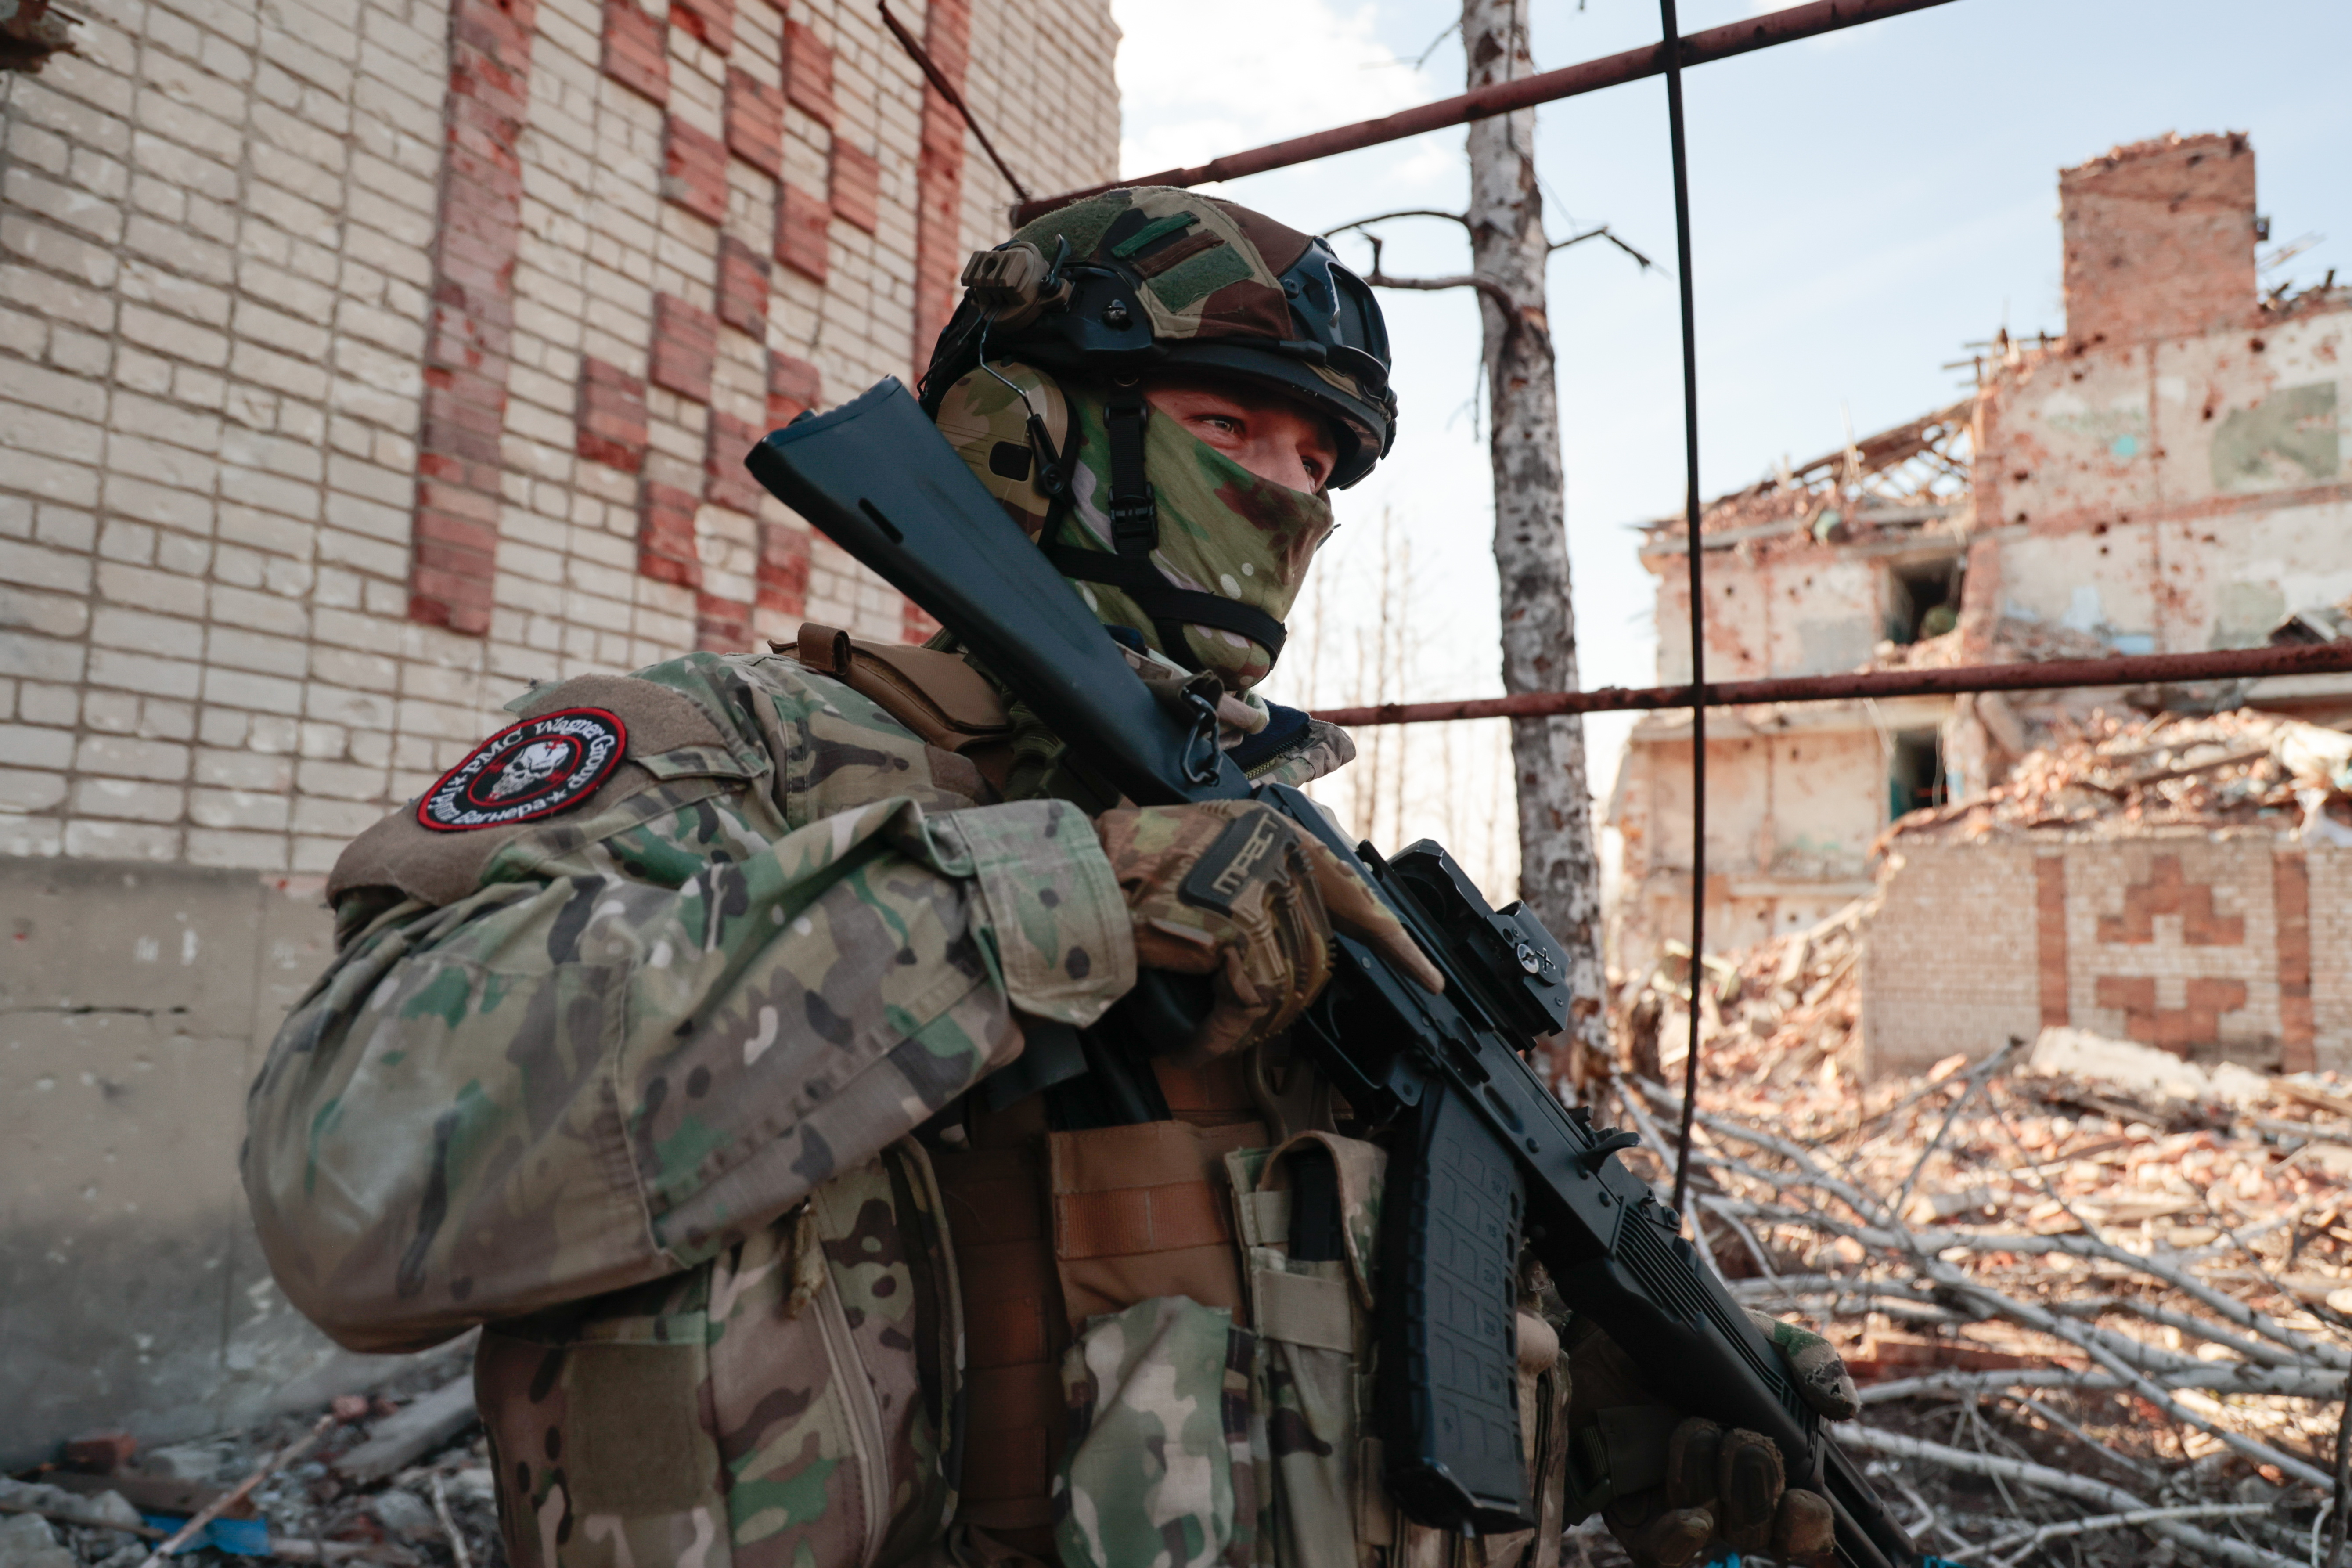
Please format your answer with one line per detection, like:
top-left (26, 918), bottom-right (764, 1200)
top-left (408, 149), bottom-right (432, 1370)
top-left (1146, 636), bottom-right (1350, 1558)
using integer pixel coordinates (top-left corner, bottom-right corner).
top-left (417, 707), bottom-right (629, 833)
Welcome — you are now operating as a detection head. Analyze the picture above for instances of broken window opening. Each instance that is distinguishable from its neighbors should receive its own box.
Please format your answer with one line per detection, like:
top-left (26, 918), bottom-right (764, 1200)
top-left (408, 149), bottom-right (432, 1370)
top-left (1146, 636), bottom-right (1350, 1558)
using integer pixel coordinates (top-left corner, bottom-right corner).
top-left (1885, 556), bottom-right (1963, 645)
top-left (1889, 727), bottom-right (1946, 818)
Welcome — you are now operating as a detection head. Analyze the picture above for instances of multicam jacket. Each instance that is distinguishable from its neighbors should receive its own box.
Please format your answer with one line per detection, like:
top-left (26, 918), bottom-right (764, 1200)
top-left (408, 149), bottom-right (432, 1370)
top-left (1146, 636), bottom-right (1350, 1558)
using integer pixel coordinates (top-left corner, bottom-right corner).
top-left (243, 642), bottom-right (1565, 1568)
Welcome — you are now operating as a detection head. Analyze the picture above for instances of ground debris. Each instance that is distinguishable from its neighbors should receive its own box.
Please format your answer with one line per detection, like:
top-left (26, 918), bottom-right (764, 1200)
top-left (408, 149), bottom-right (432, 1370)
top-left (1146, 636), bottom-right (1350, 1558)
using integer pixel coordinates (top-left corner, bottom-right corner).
top-left (1886, 704), bottom-right (2352, 845)
top-left (7, 1354), bottom-right (498, 1568)
top-left (1601, 915), bottom-right (2352, 1566)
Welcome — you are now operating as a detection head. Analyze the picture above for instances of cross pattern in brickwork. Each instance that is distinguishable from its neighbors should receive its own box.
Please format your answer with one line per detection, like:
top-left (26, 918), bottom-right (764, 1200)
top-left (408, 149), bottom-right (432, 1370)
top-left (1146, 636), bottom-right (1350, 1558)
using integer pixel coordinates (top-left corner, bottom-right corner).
top-left (585, 0), bottom-right (868, 652)
top-left (2096, 854), bottom-right (2247, 946)
top-left (2092, 974), bottom-right (2251, 1054)
top-left (410, 0), bottom-right (972, 648)
top-left (2092, 854), bottom-right (2251, 1057)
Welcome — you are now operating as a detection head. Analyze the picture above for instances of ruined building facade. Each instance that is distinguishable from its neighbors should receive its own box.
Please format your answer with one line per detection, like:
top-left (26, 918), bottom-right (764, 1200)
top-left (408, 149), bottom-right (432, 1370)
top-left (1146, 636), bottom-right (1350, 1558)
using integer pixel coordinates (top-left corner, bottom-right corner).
top-left (0, 0), bottom-right (1119, 1461)
top-left (1608, 132), bottom-right (2352, 1077)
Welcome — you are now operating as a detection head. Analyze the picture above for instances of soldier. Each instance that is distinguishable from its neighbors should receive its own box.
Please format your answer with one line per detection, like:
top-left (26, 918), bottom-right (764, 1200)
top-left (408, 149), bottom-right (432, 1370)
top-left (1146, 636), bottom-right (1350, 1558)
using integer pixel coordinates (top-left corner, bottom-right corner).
top-left (243, 189), bottom-right (1857, 1568)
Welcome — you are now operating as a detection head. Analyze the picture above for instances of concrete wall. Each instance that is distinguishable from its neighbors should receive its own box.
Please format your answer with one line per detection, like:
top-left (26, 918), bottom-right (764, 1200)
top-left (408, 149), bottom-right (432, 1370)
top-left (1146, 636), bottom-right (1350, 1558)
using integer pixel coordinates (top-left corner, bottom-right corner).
top-left (1860, 829), bottom-right (2352, 1080)
top-left (0, 863), bottom-right (402, 1466)
top-left (0, 0), bottom-right (1119, 1460)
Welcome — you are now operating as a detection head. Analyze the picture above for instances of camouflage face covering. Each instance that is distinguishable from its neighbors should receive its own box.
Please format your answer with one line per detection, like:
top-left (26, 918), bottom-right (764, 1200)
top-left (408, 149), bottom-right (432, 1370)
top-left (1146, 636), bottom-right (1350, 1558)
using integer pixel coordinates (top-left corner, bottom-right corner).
top-left (1065, 386), bottom-right (1333, 690)
top-left (932, 362), bottom-right (1334, 691)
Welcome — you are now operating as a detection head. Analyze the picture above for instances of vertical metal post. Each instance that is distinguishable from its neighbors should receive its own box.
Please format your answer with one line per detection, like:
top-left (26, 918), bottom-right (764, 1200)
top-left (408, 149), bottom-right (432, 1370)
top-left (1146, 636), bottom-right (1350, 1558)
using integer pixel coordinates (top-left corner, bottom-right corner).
top-left (1658, 0), bottom-right (1706, 1216)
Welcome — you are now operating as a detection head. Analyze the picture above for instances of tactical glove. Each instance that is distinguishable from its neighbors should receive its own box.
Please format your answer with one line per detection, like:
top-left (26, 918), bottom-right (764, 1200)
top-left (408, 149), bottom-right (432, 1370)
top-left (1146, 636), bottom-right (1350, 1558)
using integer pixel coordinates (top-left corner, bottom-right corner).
top-left (1565, 1311), bottom-right (1858, 1568)
top-left (1094, 800), bottom-right (1442, 1059)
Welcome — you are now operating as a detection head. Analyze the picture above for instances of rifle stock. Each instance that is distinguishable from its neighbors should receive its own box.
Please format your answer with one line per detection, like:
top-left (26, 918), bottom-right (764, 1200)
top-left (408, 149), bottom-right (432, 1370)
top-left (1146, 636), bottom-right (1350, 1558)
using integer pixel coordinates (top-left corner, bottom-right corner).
top-left (747, 380), bottom-right (1920, 1568)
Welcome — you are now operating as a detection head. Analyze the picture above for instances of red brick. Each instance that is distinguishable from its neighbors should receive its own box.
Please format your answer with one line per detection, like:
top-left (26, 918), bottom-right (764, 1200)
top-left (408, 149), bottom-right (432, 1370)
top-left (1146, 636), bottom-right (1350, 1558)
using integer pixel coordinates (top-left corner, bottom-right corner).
top-left (783, 19), bottom-right (834, 126)
top-left (64, 1432), bottom-right (137, 1474)
top-left (2097, 855), bottom-right (2245, 947)
top-left (724, 67), bottom-right (784, 179)
top-left (2276, 851), bottom-right (2315, 1072)
top-left (717, 234), bottom-right (769, 336)
top-left (2061, 132), bottom-right (2257, 346)
top-left (830, 140), bottom-right (879, 234)
top-left (2035, 854), bottom-right (2068, 1029)
top-left (901, 598), bottom-right (940, 644)
top-left (662, 116), bottom-right (728, 226)
top-left (757, 523), bottom-right (809, 616)
top-left (639, 481), bottom-right (703, 588)
top-left (775, 182), bottom-right (829, 284)
top-left (670, 0), bottom-right (731, 55)
top-left (767, 351), bottom-right (821, 427)
top-left (649, 293), bottom-right (717, 401)
top-left (600, 0), bottom-right (667, 104)
top-left (697, 591), bottom-right (752, 652)
top-left (706, 408), bottom-right (767, 513)
top-left (2093, 974), bottom-right (2249, 1056)
top-left (576, 356), bottom-right (648, 472)
top-left (911, 0), bottom-right (972, 361)
top-left (409, 0), bottom-right (539, 636)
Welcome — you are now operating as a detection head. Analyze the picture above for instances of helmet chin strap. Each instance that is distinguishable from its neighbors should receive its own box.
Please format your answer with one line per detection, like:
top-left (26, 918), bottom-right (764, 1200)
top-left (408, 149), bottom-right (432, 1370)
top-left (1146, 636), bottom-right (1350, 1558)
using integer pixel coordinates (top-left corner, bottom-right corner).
top-left (1039, 379), bottom-right (1289, 675)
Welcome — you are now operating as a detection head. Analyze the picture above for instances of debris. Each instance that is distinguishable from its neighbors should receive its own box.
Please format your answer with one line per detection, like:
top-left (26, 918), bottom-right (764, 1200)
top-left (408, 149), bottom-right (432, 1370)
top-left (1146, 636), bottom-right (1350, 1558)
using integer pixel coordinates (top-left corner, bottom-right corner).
top-left (1598, 894), bottom-right (2352, 1563)
top-left (359, 1492), bottom-right (433, 1550)
top-left (2033, 1025), bottom-right (2270, 1105)
top-left (134, 1417), bottom-right (337, 1568)
top-left (58, 1442), bottom-right (133, 1481)
top-left (1884, 707), bottom-right (2352, 847)
top-left (0, 0), bottom-right (77, 74)
top-left (424, 1481), bottom-right (468, 1568)
top-left (327, 1382), bottom-right (475, 1488)
top-left (0, 1514), bottom-right (77, 1568)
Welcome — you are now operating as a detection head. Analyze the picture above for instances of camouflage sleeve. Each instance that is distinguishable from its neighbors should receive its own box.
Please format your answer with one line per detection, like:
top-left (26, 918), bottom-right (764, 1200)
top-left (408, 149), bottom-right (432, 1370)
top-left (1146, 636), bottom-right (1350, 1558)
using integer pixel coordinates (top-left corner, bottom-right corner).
top-left (241, 792), bottom-right (1134, 1355)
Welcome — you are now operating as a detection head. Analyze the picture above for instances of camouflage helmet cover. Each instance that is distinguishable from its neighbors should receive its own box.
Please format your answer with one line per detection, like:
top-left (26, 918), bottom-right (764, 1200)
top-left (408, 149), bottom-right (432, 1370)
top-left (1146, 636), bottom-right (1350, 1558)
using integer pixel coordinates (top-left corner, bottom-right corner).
top-left (922, 187), bottom-right (1398, 488)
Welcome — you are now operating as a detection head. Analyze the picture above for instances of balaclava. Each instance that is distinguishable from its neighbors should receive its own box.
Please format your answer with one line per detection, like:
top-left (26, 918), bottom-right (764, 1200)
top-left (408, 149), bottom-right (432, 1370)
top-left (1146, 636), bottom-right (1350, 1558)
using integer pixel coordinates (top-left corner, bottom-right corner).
top-left (934, 360), bottom-right (1331, 692)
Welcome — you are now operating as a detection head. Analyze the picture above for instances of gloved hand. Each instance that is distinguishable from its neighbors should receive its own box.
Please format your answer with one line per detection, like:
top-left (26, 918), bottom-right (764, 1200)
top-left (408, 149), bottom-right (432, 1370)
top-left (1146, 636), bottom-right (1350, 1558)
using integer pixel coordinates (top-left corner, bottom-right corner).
top-left (1094, 800), bottom-right (1441, 1058)
top-left (1564, 1310), bottom-right (1859, 1568)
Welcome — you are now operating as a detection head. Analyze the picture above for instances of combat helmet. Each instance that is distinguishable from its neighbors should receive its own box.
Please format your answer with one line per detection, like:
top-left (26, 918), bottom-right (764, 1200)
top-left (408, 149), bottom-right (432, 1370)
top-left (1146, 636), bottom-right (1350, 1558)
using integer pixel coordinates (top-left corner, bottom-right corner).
top-left (920, 187), bottom-right (1397, 490)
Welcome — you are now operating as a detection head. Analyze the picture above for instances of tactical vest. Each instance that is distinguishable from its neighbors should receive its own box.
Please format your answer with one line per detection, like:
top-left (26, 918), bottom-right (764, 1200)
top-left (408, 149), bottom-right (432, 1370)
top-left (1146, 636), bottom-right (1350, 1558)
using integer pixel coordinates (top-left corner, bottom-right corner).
top-left (799, 627), bottom-right (1573, 1568)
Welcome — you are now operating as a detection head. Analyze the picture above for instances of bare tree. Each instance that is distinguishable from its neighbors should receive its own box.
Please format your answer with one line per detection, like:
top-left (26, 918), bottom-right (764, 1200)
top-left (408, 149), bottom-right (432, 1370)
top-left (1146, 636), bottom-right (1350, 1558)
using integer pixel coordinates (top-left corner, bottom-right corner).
top-left (1325, 0), bottom-right (1651, 1077)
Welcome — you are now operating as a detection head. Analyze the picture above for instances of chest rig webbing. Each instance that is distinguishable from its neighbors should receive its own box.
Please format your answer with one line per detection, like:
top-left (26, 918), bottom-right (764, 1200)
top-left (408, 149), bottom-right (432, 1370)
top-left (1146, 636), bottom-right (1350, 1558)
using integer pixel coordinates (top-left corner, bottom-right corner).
top-left (783, 622), bottom-right (1327, 1559)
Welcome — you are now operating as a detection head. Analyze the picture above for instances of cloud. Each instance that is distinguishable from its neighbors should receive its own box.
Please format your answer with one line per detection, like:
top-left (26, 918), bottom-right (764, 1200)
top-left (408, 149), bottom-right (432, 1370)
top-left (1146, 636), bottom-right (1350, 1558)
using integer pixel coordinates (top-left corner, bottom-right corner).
top-left (1113, 0), bottom-right (1436, 179)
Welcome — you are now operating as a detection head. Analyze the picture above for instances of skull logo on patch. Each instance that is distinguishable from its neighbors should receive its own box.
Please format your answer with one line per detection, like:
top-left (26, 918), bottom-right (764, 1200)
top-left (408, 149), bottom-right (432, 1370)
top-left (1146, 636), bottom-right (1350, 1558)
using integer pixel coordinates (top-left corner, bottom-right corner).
top-left (417, 708), bottom-right (628, 832)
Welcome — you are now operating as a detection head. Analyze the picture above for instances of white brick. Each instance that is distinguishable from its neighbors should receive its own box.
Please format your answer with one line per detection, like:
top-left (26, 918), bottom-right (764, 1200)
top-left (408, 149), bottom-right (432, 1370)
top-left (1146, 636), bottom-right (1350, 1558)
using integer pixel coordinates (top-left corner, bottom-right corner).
top-left (187, 827), bottom-right (290, 869)
top-left (0, 767), bottom-right (68, 812)
top-left (76, 734), bottom-right (190, 779)
top-left (87, 647), bottom-right (200, 699)
top-left (0, 725), bottom-right (76, 768)
top-left (72, 776), bottom-right (186, 821)
top-left (63, 819), bottom-right (181, 859)
top-left (191, 785), bottom-right (290, 830)
top-left (0, 541), bottom-right (95, 595)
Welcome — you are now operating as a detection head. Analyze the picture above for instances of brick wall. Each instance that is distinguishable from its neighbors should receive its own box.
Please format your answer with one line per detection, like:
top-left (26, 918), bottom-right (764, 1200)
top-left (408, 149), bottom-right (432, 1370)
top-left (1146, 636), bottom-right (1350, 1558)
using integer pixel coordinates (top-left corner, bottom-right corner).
top-left (1861, 829), bottom-right (2351, 1078)
top-left (0, 0), bottom-right (1122, 876)
top-left (2060, 132), bottom-right (2258, 350)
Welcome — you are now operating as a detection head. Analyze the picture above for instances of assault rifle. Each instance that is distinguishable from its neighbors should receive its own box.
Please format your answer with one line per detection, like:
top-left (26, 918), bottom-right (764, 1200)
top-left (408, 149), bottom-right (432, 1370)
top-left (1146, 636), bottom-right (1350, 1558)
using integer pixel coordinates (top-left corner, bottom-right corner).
top-left (746, 380), bottom-right (1920, 1568)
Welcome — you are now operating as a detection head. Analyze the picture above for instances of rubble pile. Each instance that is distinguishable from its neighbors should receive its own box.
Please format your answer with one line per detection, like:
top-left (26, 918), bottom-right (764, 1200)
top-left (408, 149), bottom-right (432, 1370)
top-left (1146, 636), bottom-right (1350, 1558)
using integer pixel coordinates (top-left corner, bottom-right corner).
top-left (1615, 894), bottom-right (1872, 1094)
top-left (2, 1353), bottom-right (499, 1568)
top-left (1601, 911), bottom-right (2352, 1564)
top-left (1889, 705), bottom-right (2352, 844)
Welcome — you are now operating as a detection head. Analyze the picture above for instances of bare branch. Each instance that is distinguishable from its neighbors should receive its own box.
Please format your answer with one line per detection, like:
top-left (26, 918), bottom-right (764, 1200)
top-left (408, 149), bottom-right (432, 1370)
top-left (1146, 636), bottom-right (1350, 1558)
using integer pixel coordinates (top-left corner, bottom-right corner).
top-left (1549, 222), bottom-right (1656, 270)
top-left (1322, 209), bottom-right (1469, 240)
top-left (1840, 1426), bottom-right (2301, 1568)
top-left (1351, 234), bottom-right (1518, 317)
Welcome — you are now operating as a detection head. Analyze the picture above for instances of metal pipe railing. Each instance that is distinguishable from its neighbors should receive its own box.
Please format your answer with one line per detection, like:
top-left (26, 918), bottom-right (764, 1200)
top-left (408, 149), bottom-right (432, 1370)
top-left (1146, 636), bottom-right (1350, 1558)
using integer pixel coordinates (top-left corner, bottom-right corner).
top-left (1312, 642), bottom-right (2352, 727)
top-left (1008, 0), bottom-right (1963, 224)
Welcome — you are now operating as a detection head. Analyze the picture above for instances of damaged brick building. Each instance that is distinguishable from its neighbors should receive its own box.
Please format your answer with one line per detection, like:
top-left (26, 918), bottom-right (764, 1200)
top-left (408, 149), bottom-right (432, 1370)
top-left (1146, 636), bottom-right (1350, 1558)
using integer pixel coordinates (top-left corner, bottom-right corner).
top-left (1608, 131), bottom-right (2352, 1078)
top-left (0, 0), bottom-right (1119, 1463)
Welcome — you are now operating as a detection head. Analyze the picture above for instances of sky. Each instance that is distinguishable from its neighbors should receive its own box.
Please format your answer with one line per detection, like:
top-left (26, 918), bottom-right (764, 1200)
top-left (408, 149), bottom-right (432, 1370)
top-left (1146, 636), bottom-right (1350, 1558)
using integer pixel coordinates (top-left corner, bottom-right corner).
top-left (1102, 0), bottom-right (2352, 895)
